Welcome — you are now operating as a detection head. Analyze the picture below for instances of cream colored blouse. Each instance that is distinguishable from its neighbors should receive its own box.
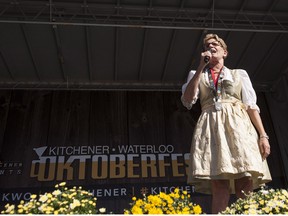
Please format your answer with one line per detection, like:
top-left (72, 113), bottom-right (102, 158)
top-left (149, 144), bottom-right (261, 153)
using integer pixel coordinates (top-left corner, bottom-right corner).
top-left (181, 66), bottom-right (260, 112)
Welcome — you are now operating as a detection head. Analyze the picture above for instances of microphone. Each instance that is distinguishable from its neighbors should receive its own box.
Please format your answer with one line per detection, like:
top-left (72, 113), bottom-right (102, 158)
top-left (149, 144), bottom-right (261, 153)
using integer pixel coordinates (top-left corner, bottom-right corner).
top-left (204, 49), bottom-right (211, 63)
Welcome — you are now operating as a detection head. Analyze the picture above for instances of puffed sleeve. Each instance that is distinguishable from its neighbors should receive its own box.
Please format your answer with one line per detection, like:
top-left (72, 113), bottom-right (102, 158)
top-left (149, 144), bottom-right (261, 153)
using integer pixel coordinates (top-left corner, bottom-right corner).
top-left (181, 70), bottom-right (199, 110)
top-left (238, 69), bottom-right (260, 112)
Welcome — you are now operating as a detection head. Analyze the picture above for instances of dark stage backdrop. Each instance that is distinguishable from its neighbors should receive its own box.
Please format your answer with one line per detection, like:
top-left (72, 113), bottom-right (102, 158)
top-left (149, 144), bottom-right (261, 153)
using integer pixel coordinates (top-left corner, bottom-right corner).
top-left (0, 90), bottom-right (285, 213)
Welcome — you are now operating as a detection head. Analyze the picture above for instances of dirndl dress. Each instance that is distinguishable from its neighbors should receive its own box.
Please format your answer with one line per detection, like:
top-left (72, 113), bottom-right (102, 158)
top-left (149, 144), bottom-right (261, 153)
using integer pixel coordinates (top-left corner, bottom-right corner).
top-left (181, 67), bottom-right (272, 194)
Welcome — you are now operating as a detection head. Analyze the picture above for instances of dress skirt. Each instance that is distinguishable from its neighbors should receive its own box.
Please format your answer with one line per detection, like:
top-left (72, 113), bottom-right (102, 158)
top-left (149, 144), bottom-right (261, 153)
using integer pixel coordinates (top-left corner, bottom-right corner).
top-left (187, 99), bottom-right (272, 194)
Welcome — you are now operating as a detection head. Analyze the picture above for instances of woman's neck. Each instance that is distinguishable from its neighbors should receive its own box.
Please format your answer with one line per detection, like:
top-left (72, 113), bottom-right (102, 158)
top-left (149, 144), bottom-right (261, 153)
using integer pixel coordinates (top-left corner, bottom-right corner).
top-left (210, 62), bottom-right (224, 73)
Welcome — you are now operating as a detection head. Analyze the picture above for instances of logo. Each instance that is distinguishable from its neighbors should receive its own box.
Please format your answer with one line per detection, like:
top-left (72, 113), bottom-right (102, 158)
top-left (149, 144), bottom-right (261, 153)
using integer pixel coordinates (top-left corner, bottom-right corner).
top-left (30, 145), bottom-right (190, 182)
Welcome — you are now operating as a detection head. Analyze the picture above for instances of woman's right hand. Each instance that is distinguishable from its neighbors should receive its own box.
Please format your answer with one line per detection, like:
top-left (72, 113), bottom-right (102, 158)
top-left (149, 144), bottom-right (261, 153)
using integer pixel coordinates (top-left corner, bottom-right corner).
top-left (200, 50), bottom-right (212, 67)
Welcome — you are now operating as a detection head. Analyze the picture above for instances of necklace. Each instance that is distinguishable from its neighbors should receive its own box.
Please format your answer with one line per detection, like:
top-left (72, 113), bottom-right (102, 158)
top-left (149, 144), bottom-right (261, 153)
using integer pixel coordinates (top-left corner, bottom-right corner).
top-left (208, 68), bottom-right (224, 111)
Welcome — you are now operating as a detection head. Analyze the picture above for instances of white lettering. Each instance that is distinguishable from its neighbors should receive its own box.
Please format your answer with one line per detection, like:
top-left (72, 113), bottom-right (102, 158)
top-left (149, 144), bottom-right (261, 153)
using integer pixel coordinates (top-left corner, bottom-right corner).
top-left (2, 193), bottom-right (9, 201)
top-left (47, 146), bottom-right (110, 155)
top-left (1, 193), bottom-right (32, 202)
top-left (89, 188), bottom-right (127, 197)
top-left (117, 145), bottom-right (175, 154)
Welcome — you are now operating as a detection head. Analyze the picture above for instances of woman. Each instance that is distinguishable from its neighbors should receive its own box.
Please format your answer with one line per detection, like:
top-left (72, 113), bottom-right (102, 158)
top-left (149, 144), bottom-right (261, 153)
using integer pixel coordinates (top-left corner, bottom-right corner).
top-left (181, 34), bottom-right (272, 213)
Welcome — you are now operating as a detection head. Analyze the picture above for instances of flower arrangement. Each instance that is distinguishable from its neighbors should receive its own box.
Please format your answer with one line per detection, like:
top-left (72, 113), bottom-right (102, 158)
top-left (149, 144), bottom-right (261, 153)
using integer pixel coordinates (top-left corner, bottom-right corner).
top-left (124, 188), bottom-right (202, 214)
top-left (221, 187), bottom-right (288, 214)
top-left (1, 182), bottom-right (106, 214)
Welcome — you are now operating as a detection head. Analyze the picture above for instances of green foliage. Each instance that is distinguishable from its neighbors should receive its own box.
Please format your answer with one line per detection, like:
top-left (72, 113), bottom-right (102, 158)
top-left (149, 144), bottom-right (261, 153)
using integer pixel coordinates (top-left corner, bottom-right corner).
top-left (222, 187), bottom-right (288, 214)
top-left (1, 182), bottom-right (106, 214)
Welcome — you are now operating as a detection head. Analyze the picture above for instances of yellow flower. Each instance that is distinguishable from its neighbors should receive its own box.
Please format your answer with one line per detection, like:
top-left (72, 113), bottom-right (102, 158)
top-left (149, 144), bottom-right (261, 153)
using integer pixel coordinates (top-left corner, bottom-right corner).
top-left (126, 188), bottom-right (202, 214)
top-left (29, 194), bottom-right (36, 200)
top-left (147, 195), bottom-right (161, 206)
top-left (135, 199), bottom-right (144, 207)
top-left (193, 205), bottom-right (202, 214)
top-left (52, 189), bottom-right (61, 196)
top-left (131, 205), bottom-right (143, 214)
top-left (5, 183), bottom-right (97, 214)
top-left (39, 194), bottom-right (48, 203)
top-left (174, 193), bottom-right (180, 199)
top-left (148, 207), bottom-right (163, 214)
top-left (59, 182), bottom-right (66, 187)
top-left (69, 199), bottom-right (81, 210)
top-left (259, 199), bottom-right (265, 205)
top-left (99, 207), bottom-right (106, 213)
top-left (222, 188), bottom-right (288, 214)
top-left (183, 206), bottom-right (190, 212)
top-left (38, 203), bottom-right (47, 212)
top-left (248, 208), bottom-right (257, 214)
top-left (282, 189), bottom-right (288, 197)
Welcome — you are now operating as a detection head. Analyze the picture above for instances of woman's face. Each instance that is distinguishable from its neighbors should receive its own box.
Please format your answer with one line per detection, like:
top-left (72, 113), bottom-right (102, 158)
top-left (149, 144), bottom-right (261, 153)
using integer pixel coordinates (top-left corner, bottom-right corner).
top-left (204, 38), bottom-right (228, 60)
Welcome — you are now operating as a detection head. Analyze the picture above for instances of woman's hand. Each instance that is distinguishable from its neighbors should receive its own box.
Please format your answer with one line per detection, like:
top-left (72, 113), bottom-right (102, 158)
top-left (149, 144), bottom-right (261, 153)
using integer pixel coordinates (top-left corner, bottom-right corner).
top-left (246, 108), bottom-right (271, 160)
top-left (200, 50), bottom-right (212, 66)
top-left (258, 137), bottom-right (270, 160)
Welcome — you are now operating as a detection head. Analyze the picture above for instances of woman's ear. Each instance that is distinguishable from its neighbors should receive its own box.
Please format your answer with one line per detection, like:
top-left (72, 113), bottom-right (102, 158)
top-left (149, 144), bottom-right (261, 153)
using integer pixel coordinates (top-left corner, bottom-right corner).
top-left (223, 50), bottom-right (228, 59)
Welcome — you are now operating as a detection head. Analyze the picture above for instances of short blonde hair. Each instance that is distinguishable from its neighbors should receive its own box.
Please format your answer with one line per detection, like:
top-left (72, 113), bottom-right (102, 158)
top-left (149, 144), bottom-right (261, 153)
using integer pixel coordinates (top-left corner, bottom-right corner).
top-left (203, 34), bottom-right (228, 52)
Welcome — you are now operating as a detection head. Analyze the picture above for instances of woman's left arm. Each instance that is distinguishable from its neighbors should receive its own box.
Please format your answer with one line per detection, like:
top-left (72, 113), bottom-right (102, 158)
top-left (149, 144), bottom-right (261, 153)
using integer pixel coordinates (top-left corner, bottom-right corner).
top-left (247, 108), bottom-right (270, 160)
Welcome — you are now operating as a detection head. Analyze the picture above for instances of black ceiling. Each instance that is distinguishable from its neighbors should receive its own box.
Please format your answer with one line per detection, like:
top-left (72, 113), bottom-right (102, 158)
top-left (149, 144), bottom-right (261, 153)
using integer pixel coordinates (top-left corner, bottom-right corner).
top-left (0, 0), bottom-right (288, 91)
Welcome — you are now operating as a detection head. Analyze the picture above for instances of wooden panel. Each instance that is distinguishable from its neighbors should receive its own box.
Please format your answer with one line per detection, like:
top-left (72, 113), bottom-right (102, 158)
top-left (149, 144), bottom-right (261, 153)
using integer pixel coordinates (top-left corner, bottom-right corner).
top-left (0, 90), bottom-right (286, 214)
top-left (47, 91), bottom-right (91, 147)
top-left (0, 91), bottom-right (53, 187)
top-left (89, 91), bottom-right (128, 147)
top-left (128, 91), bottom-right (165, 146)
top-left (0, 90), bottom-right (11, 157)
